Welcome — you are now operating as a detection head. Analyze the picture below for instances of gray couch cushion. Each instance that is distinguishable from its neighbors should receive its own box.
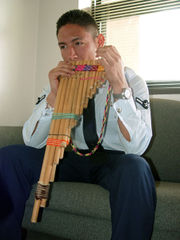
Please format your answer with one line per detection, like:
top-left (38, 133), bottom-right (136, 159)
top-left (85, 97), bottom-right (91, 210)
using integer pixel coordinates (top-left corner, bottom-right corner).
top-left (26, 182), bottom-right (111, 220)
top-left (0, 126), bottom-right (24, 148)
top-left (154, 181), bottom-right (180, 232)
top-left (23, 183), bottom-right (112, 240)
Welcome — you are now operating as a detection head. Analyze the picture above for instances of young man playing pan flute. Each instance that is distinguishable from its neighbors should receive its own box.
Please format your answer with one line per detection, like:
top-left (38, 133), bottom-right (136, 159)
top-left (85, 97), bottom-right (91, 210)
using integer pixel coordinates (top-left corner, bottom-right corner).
top-left (0, 9), bottom-right (156, 240)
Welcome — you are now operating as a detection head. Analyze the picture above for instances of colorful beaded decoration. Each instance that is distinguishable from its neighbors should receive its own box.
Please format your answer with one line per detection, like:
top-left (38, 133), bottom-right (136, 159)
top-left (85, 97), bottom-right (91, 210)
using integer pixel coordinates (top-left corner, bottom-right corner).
top-left (74, 64), bottom-right (104, 72)
top-left (71, 85), bottom-right (112, 157)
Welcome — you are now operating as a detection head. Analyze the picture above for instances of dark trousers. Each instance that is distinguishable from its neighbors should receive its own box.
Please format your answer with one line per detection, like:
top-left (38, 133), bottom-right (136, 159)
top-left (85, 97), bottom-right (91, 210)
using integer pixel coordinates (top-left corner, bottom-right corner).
top-left (0, 144), bottom-right (156, 240)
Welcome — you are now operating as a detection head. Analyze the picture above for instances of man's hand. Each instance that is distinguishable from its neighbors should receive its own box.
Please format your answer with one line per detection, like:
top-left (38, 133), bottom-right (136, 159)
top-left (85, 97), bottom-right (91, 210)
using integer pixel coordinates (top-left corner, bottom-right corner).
top-left (47, 61), bottom-right (75, 107)
top-left (96, 45), bottom-right (129, 94)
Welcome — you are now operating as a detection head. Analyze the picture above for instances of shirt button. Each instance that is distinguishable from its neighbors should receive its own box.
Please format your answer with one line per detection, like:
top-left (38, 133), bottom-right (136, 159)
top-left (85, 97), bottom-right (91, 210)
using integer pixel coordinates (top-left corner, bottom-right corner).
top-left (116, 107), bottom-right (122, 113)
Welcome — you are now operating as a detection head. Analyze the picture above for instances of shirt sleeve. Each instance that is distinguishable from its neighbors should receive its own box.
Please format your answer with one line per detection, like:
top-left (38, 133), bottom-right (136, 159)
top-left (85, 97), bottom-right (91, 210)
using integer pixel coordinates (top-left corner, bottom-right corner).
top-left (22, 86), bottom-right (52, 149)
top-left (112, 67), bottom-right (152, 155)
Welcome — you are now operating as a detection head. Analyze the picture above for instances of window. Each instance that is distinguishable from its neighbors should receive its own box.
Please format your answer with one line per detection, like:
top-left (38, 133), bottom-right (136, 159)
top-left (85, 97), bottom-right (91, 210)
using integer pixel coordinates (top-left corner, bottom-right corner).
top-left (91, 0), bottom-right (180, 84)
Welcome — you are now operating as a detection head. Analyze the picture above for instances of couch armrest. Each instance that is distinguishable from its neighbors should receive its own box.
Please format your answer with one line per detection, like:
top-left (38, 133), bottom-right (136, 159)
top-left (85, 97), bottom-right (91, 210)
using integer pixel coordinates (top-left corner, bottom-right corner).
top-left (0, 126), bottom-right (24, 148)
top-left (144, 98), bottom-right (180, 182)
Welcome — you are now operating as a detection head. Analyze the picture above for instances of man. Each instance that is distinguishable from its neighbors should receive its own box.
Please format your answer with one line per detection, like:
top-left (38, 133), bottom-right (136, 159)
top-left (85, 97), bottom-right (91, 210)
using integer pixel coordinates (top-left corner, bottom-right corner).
top-left (0, 9), bottom-right (156, 240)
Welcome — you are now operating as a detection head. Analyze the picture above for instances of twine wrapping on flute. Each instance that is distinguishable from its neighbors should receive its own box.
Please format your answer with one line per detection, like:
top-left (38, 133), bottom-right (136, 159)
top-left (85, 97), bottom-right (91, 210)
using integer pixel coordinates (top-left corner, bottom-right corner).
top-left (46, 138), bottom-right (70, 147)
top-left (52, 113), bottom-right (80, 121)
top-left (35, 182), bottom-right (50, 200)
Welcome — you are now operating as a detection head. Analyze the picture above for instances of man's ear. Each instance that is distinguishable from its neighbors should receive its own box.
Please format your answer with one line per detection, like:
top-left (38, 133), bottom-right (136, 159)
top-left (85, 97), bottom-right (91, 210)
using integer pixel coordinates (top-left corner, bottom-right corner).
top-left (97, 34), bottom-right (105, 47)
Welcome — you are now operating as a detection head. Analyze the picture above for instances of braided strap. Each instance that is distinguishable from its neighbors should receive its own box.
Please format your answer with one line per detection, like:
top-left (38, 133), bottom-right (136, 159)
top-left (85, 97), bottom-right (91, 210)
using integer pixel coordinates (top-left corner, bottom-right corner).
top-left (71, 85), bottom-right (112, 157)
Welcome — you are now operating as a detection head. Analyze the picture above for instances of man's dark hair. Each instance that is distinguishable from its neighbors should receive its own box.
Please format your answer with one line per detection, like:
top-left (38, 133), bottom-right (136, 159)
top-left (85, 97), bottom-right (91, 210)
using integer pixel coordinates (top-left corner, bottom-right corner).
top-left (56, 9), bottom-right (98, 37)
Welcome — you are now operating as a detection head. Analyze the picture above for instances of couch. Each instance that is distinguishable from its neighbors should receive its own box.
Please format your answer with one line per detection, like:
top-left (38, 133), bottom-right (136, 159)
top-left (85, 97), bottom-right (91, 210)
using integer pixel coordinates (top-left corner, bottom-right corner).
top-left (0, 98), bottom-right (180, 240)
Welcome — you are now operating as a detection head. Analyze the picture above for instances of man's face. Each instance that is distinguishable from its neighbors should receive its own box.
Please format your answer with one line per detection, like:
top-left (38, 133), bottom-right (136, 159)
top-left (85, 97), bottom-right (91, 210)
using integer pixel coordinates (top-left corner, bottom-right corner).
top-left (57, 24), bottom-right (98, 61)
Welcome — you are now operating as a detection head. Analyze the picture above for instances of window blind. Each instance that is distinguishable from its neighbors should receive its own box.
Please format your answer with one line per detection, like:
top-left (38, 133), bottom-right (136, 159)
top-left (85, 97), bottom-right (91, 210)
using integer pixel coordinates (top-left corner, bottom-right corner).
top-left (91, 0), bottom-right (180, 34)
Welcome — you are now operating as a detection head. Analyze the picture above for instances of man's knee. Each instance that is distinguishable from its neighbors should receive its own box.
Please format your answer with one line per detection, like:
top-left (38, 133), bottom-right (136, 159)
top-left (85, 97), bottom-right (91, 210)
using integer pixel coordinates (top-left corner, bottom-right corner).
top-left (0, 145), bottom-right (28, 169)
top-left (0, 144), bottom-right (45, 185)
top-left (125, 154), bottom-right (150, 173)
top-left (111, 153), bottom-right (152, 182)
top-left (110, 153), bottom-right (156, 202)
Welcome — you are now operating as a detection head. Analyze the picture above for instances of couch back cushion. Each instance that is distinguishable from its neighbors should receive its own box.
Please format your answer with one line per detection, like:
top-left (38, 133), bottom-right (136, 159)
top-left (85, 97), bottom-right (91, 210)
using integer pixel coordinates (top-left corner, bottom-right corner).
top-left (144, 98), bottom-right (180, 182)
top-left (0, 126), bottom-right (24, 148)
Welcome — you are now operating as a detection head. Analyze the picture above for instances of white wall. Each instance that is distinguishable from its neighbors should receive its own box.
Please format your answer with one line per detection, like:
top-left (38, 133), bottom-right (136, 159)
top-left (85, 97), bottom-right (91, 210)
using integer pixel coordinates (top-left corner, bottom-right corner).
top-left (0, 0), bottom-right (78, 126)
top-left (35, 0), bottom-right (78, 97)
top-left (0, 0), bottom-right (39, 126)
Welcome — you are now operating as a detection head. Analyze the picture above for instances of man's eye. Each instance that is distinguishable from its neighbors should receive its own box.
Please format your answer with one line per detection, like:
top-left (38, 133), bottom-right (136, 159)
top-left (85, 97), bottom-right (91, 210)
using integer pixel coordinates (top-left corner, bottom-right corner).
top-left (60, 45), bottom-right (66, 50)
top-left (75, 41), bottom-right (83, 46)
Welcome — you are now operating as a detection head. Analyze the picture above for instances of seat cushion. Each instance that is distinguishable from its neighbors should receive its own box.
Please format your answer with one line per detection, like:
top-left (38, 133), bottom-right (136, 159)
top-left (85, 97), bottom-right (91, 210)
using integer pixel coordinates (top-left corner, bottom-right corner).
top-left (23, 182), bottom-right (111, 239)
top-left (26, 182), bottom-right (111, 220)
top-left (23, 181), bottom-right (180, 239)
top-left (154, 181), bottom-right (180, 232)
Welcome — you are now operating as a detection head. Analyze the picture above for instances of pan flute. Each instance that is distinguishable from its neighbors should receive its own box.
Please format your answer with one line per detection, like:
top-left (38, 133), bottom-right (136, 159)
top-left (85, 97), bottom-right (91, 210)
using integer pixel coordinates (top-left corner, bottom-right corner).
top-left (31, 60), bottom-right (105, 222)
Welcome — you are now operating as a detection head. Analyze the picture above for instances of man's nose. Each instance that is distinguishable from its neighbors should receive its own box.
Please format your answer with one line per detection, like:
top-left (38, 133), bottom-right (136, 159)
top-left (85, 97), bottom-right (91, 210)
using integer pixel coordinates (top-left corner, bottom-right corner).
top-left (68, 46), bottom-right (78, 61)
